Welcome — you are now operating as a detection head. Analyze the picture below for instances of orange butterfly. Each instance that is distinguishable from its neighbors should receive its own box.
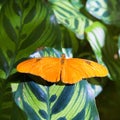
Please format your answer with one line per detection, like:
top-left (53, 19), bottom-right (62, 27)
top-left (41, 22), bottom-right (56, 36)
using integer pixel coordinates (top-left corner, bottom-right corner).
top-left (17, 54), bottom-right (108, 84)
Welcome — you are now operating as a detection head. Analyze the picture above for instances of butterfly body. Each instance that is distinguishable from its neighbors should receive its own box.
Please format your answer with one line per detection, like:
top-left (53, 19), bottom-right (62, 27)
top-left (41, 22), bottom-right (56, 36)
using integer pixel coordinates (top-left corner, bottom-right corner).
top-left (17, 54), bottom-right (108, 84)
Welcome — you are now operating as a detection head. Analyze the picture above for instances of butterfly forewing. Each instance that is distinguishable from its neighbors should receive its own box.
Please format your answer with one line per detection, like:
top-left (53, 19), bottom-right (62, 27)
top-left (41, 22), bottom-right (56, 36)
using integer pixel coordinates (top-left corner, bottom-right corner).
top-left (61, 58), bottom-right (108, 84)
top-left (17, 58), bottom-right (61, 82)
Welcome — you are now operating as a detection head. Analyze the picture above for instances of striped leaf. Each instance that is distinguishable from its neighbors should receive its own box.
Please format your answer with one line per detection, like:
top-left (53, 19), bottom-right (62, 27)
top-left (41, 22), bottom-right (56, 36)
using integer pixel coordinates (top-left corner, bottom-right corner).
top-left (85, 22), bottom-right (106, 65)
top-left (86, 0), bottom-right (120, 26)
top-left (86, 0), bottom-right (110, 24)
top-left (14, 80), bottom-right (99, 120)
top-left (0, 0), bottom-right (61, 79)
top-left (49, 0), bottom-right (92, 39)
top-left (69, 0), bottom-right (83, 10)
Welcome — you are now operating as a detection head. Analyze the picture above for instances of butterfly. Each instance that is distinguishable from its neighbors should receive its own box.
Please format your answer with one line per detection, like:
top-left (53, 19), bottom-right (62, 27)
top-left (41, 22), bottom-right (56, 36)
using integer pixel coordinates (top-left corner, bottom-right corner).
top-left (17, 54), bottom-right (108, 84)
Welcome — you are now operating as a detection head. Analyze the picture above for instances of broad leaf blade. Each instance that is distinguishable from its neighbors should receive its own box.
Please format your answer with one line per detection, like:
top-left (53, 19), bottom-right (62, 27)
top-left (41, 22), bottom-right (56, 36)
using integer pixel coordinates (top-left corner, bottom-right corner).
top-left (85, 22), bottom-right (106, 64)
top-left (49, 0), bottom-right (92, 39)
top-left (69, 0), bottom-right (83, 10)
top-left (86, 0), bottom-right (120, 26)
top-left (0, 0), bottom-right (61, 79)
top-left (13, 81), bottom-right (99, 120)
top-left (86, 0), bottom-right (110, 24)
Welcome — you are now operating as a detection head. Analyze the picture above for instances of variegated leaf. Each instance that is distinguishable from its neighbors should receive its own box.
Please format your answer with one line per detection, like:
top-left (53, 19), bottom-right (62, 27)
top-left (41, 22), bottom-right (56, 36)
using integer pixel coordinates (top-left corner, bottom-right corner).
top-left (85, 22), bottom-right (106, 64)
top-left (49, 0), bottom-right (92, 39)
top-left (0, 0), bottom-right (60, 79)
top-left (14, 80), bottom-right (99, 120)
top-left (69, 0), bottom-right (83, 10)
top-left (86, 0), bottom-right (120, 26)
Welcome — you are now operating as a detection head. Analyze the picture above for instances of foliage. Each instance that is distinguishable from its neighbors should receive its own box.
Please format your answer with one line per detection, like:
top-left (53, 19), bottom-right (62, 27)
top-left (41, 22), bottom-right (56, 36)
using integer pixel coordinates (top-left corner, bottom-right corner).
top-left (0, 0), bottom-right (120, 120)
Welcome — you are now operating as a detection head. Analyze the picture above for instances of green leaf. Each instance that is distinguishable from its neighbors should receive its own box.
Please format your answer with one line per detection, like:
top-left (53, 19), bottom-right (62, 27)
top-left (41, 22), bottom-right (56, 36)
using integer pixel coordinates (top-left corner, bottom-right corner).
top-left (13, 80), bottom-right (99, 120)
top-left (69, 0), bottom-right (83, 10)
top-left (0, 79), bottom-right (13, 120)
top-left (86, 0), bottom-right (110, 24)
top-left (0, 49), bottom-right (9, 79)
top-left (85, 22), bottom-right (106, 64)
top-left (49, 0), bottom-right (92, 39)
top-left (86, 0), bottom-right (120, 26)
top-left (0, 0), bottom-right (61, 79)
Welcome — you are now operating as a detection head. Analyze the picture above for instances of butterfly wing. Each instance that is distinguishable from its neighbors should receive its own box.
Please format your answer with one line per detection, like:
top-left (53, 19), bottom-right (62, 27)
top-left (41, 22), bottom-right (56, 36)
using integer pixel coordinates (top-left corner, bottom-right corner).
top-left (61, 58), bottom-right (108, 84)
top-left (17, 58), bottom-right (61, 82)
